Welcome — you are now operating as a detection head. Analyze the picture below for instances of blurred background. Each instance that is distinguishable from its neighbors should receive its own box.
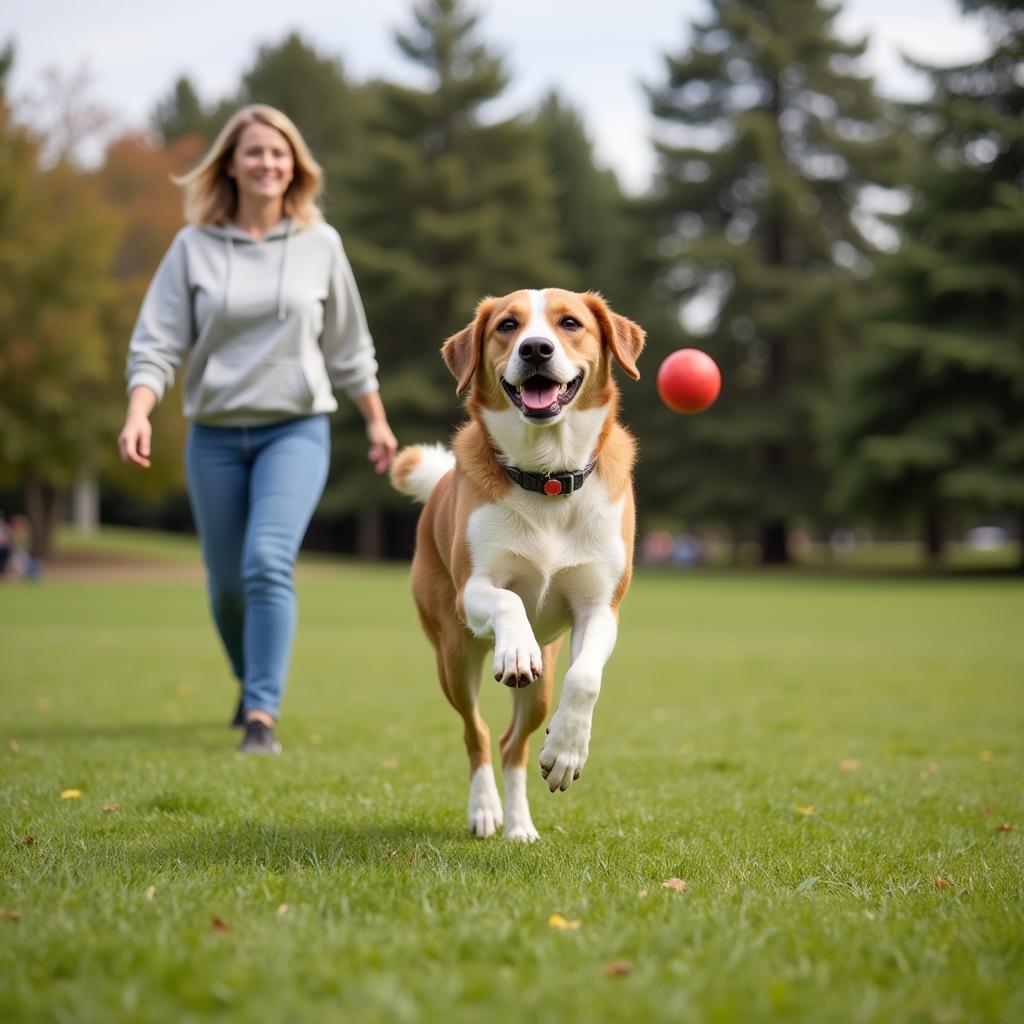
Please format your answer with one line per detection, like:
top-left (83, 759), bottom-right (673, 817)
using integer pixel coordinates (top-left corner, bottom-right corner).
top-left (1, 0), bottom-right (1021, 573)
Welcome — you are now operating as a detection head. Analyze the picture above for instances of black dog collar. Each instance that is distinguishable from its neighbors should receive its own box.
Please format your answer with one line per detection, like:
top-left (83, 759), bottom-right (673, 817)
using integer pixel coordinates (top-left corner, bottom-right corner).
top-left (503, 461), bottom-right (596, 497)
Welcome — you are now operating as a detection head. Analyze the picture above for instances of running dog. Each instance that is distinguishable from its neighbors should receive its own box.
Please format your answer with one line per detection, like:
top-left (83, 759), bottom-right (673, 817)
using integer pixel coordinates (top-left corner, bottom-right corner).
top-left (390, 288), bottom-right (644, 841)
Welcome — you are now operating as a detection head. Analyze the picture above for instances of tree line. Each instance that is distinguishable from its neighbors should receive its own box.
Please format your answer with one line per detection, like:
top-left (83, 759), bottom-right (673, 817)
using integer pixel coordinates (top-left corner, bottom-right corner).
top-left (0, 0), bottom-right (1021, 567)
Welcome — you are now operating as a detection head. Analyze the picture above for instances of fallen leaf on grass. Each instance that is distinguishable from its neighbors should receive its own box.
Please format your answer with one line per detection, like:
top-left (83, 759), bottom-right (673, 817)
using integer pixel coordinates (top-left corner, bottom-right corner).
top-left (60, 789), bottom-right (81, 800)
top-left (102, 803), bottom-right (120, 813)
top-left (839, 759), bottom-right (861, 772)
top-left (934, 876), bottom-right (951, 890)
top-left (661, 878), bottom-right (688, 893)
top-left (211, 917), bottom-right (231, 933)
top-left (996, 823), bottom-right (1013, 833)
top-left (791, 804), bottom-right (816, 816)
top-left (603, 961), bottom-right (634, 978)
top-left (145, 886), bottom-right (156, 901)
top-left (548, 913), bottom-right (581, 930)
top-left (276, 904), bottom-right (288, 916)
top-left (1, 908), bottom-right (23, 920)
top-left (23, 836), bottom-right (34, 845)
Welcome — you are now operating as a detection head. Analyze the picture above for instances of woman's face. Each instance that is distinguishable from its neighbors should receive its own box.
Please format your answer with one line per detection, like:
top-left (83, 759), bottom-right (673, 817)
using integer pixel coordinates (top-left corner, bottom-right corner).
top-left (228, 122), bottom-right (295, 205)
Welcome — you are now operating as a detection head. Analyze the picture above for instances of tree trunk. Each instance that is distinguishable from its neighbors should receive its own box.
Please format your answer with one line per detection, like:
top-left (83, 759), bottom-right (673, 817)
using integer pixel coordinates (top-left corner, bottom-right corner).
top-left (1018, 511), bottom-right (1024, 574)
top-left (357, 506), bottom-right (383, 560)
top-left (760, 519), bottom-right (790, 565)
top-left (71, 468), bottom-right (100, 535)
top-left (924, 509), bottom-right (945, 565)
top-left (23, 474), bottom-right (64, 562)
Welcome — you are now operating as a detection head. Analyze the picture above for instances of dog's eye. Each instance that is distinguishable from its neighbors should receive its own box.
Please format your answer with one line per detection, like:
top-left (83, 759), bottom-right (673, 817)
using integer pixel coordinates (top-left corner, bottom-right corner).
top-left (560, 316), bottom-right (581, 331)
top-left (496, 318), bottom-right (518, 333)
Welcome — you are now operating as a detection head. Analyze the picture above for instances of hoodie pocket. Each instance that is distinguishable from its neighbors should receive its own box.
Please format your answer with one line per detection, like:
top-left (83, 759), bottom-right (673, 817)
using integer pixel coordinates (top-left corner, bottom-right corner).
top-left (299, 350), bottom-right (333, 406)
top-left (197, 354), bottom-right (316, 415)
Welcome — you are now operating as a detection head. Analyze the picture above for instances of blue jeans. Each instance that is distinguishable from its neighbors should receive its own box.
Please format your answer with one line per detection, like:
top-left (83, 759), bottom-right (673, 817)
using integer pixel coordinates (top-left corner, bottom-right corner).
top-left (185, 415), bottom-right (330, 718)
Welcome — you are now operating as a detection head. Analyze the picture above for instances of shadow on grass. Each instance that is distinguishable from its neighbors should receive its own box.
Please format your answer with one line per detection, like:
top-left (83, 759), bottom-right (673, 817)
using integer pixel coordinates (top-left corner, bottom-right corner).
top-left (9, 720), bottom-right (235, 747)
top-left (108, 818), bottom-right (516, 878)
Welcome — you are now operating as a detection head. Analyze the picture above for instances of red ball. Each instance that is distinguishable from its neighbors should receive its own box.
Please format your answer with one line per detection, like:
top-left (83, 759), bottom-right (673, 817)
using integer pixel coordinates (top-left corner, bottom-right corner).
top-left (656, 348), bottom-right (721, 414)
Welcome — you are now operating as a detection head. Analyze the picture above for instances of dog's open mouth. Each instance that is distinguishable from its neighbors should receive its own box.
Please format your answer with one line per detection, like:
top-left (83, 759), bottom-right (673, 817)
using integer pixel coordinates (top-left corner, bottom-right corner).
top-left (501, 372), bottom-right (584, 418)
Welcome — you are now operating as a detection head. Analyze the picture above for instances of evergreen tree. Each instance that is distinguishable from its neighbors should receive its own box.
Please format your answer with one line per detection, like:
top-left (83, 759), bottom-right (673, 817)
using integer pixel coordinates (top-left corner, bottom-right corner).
top-left (150, 77), bottom-right (221, 143)
top-left (829, 0), bottom-right (1024, 565)
top-left (533, 92), bottom-right (628, 300)
top-left (334, 0), bottom-right (569, 552)
top-left (0, 40), bottom-right (14, 99)
top-left (645, 0), bottom-right (896, 562)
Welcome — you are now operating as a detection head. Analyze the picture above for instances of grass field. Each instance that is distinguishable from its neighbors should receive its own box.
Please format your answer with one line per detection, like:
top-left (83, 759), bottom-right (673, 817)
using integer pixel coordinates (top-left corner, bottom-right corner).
top-left (2, 533), bottom-right (1022, 1023)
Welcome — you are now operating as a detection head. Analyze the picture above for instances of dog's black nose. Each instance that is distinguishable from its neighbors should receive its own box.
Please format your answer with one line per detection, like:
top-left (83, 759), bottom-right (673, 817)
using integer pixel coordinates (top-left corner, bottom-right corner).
top-left (518, 337), bottom-right (554, 367)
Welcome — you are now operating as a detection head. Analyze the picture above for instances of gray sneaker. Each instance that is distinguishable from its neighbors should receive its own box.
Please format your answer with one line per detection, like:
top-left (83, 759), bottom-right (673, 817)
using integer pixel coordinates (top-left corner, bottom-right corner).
top-left (238, 719), bottom-right (281, 756)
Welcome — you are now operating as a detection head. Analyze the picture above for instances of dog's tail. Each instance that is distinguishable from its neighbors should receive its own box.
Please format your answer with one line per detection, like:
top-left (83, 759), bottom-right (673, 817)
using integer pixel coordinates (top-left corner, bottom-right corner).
top-left (389, 443), bottom-right (456, 504)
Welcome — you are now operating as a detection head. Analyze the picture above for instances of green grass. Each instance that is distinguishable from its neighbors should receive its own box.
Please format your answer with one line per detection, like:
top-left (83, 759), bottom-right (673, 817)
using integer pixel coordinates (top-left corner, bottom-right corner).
top-left (2, 535), bottom-right (1022, 1023)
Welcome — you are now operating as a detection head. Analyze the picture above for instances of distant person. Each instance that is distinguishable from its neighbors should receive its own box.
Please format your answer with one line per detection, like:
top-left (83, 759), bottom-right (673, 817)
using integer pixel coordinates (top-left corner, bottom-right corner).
top-left (118, 105), bottom-right (397, 755)
top-left (3, 514), bottom-right (39, 581)
top-left (0, 513), bottom-right (11, 579)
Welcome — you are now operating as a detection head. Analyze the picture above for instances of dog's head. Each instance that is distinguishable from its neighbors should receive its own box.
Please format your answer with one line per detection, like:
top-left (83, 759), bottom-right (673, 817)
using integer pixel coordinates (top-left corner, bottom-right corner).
top-left (442, 289), bottom-right (645, 426)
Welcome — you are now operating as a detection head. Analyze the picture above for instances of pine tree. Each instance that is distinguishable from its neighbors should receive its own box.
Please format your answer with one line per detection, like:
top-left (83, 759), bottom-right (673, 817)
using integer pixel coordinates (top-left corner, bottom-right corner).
top-left (333, 0), bottom-right (569, 552)
top-left (533, 92), bottom-right (629, 300)
top-left (830, 0), bottom-right (1024, 565)
top-left (644, 0), bottom-right (897, 563)
top-left (150, 77), bottom-right (220, 144)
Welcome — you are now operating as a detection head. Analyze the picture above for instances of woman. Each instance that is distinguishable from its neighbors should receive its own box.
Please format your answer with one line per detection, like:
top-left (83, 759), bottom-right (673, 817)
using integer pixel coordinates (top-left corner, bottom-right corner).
top-left (118, 105), bottom-right (397, 755)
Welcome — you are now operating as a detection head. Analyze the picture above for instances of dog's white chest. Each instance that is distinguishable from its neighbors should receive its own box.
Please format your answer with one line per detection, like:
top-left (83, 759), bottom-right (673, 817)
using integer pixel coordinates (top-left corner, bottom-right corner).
top-left (467, 480), bottom-right (627, 634)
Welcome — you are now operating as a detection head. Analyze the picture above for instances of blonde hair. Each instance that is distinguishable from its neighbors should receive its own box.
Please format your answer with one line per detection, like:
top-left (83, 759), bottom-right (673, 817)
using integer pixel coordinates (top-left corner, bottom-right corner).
top-left (174, 105), bottom-right (323, 226)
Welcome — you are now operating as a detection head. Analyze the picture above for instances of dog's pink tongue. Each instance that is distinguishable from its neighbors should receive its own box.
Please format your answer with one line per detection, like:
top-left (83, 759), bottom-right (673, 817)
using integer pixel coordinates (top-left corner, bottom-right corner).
top-left (522, 380), bottom-right (559, 411)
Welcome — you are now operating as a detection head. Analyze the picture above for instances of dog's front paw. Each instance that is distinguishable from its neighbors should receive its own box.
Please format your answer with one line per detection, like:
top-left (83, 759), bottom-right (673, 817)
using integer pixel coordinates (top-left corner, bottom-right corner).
top-left (538, 709), bottom-right (591, 792)
top-left (504, 817), bottom-right (540, 843)
top-left (468, 765), bottom-right (503, 838)
top-left (492, 628), bottom-right (543, 688)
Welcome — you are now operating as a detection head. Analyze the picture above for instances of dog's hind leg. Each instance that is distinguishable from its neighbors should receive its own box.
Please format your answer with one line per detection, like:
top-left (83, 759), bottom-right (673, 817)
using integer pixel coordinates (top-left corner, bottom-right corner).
top-left (437, 635), bottom-right (503, 838)
top-left (498, 637), bottom-right (560, 842)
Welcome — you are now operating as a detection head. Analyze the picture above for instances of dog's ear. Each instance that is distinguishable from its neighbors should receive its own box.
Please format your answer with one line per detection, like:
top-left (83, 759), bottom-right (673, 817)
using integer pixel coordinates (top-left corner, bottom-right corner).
top-left (442, 297), bottom-right (496, 398)
top-left (583, 292), bottom-right (645, 380)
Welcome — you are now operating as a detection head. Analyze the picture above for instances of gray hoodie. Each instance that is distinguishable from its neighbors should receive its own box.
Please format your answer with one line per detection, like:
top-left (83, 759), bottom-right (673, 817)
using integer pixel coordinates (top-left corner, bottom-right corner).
top-left (126, 218), bottom-right (380, 426)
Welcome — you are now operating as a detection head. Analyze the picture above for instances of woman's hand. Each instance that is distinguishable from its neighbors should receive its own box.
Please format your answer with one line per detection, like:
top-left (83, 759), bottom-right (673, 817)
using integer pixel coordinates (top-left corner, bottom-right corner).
top-left (354, 390), bottom-right (398, 474)
top-left (366, 418), bottom-right (398, 474)
top-left (118, 386), bottom-right (158, 469)
top-left (118, 412), bottom-right (153, 468)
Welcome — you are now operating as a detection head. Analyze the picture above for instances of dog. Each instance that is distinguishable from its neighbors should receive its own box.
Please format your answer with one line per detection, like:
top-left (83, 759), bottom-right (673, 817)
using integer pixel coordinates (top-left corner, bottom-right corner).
top-left (390, 288), bottom-right (645, 842)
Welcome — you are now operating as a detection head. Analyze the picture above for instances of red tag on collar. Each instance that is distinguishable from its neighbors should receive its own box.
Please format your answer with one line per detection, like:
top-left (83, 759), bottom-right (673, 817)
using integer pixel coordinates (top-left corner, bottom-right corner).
top-left (543, 478), bottom-right (563, 496)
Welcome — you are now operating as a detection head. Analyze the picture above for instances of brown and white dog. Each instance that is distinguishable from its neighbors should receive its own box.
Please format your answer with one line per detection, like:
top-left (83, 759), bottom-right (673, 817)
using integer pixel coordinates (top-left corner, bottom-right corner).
top-left (390, 288), bottom-right (644, 842)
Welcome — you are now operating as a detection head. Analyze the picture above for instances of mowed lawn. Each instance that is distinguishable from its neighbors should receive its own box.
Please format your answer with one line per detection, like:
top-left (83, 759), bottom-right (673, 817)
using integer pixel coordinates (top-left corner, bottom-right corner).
top-left (1, 540), bottom-right (1022, 1023)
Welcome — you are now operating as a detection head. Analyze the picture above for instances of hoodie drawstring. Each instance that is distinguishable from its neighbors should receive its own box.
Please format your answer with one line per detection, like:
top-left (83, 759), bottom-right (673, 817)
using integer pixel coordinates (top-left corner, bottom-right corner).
top-left (224, 237), bottom-right (234, 313)
top-left (222, 221), bottom-right (290, 320)
top-left (277, 222), bottom-right (291, 322)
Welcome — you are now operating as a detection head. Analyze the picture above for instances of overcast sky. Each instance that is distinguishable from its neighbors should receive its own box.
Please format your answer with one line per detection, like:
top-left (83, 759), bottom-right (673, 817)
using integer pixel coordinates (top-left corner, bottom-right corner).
top-left (5, 0), bottom-right (992, 192)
